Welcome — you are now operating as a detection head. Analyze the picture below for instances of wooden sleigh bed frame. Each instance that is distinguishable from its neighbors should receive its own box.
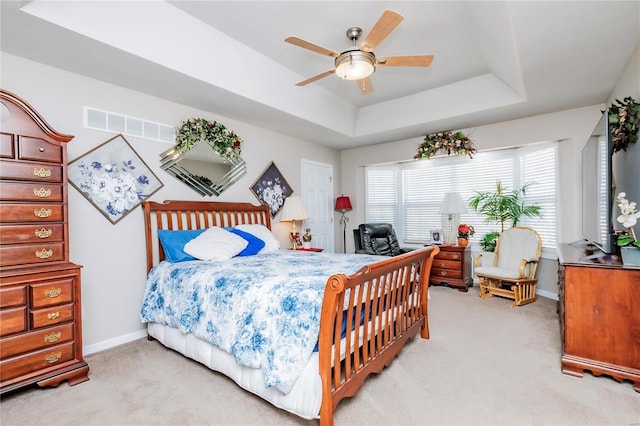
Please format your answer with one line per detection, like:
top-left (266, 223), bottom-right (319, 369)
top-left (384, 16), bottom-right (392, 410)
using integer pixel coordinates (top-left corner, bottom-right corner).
top-left (142, 200), bottom-right (439, 425)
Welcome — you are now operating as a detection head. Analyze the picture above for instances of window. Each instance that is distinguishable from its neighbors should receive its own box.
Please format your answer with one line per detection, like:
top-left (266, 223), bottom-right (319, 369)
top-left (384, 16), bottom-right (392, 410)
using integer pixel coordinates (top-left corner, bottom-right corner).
top-left (365, 142), bottom-right (558, 258)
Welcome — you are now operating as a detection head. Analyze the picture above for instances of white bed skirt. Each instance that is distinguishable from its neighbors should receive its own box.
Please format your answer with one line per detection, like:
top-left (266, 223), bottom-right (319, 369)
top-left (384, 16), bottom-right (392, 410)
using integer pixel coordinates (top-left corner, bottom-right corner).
top-left (147, 322), bottom-right (322, 420)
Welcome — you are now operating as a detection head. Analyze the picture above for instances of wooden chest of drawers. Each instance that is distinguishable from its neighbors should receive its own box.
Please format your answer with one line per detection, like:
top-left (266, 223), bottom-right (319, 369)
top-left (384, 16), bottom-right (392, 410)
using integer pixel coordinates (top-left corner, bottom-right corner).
top-left (0, 89), bottom-right (88, 394)
top-left (429, 244), bottom-right (472, 292)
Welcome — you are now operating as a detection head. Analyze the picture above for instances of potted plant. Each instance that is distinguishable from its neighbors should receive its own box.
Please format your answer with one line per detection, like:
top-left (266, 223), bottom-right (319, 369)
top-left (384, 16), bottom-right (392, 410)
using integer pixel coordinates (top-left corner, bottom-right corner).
top-left (469, 181), bottom-right (541, 251)
top-left (615, 192), bottom-right (640, 266)
top-left (457, 224), bottom-right (475, 247)
top-left (302, 228), bottom-right (312, 249)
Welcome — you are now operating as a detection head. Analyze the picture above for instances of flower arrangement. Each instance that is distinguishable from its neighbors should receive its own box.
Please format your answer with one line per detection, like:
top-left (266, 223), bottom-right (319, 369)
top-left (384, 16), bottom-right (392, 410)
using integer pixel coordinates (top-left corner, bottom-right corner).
top-left (458, 224), bottom-right (475, 239)
top-left (414, 130), bottom-right (477, 160)
top-left (615, 192), bottom-right (640, 248)
top-left (609, 97), bottom-right (639, 154)
top-left (175, 118), bottom-right (242, 160)
top-left (302, 228), bottom-right (312, 242)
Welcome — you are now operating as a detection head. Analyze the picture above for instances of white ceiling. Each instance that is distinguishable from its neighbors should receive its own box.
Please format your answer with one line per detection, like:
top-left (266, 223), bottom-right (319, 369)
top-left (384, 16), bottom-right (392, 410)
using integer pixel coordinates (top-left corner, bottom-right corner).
top-left (1, 1), bottom-right (638, 150)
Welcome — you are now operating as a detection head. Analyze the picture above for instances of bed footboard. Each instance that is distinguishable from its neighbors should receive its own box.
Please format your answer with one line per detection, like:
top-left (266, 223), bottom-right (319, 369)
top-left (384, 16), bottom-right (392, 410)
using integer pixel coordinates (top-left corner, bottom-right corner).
top-left (317, 246), bottom-right (439, 426)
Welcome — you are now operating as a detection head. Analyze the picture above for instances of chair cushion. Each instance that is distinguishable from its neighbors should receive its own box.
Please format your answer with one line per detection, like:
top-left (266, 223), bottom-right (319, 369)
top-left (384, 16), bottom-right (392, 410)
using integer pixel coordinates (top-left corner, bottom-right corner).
top-left (360, 223), bottom-right (401, 256)
top-left (496, 228), bottom-right (540, 270)
top-left (475, 266), bottom-right (523, 280)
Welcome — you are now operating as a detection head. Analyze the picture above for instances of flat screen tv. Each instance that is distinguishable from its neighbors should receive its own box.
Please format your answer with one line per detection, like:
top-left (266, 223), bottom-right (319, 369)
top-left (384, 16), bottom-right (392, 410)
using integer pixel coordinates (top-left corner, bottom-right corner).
top-left (581, 111), bottom-right (615, 254)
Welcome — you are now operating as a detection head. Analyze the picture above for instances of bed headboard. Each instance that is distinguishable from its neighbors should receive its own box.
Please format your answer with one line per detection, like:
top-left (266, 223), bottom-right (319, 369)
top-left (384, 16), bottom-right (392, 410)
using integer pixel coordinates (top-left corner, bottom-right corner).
top-left (142, 200), bottom-right (271, 272)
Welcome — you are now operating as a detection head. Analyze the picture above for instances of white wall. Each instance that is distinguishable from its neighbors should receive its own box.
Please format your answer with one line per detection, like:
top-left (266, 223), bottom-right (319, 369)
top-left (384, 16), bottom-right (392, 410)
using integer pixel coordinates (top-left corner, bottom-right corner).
top-left (1, 52), bottom-right (340, 354)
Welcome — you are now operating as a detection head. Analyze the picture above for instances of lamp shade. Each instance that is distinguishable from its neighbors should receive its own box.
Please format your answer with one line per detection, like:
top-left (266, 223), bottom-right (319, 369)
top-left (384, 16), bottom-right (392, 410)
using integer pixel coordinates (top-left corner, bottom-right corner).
top-left (335, 195), bottom-right (353, 212)
top-left (280, 196), bottom-right (308, 222)
top-left (439, 192), bottom-right (468, 214)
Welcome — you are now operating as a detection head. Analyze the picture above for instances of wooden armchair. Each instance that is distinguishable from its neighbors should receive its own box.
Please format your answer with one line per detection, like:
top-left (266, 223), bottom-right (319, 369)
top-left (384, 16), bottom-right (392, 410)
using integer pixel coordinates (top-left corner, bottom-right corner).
top-left (474, 227), bottom-right (542, 307)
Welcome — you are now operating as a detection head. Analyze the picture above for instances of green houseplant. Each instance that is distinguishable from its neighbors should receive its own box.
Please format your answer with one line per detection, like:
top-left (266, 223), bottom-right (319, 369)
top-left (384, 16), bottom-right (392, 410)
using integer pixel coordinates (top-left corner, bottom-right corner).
top-left (469, 181), bottom-right (541, 251)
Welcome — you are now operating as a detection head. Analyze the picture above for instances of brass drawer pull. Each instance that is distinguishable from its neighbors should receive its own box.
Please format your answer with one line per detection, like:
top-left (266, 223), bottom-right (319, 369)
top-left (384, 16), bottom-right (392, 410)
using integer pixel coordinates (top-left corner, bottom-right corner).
top-left (440, 271), bottom-right (448, 276)
top-left (33, 187), bottom-right (52, 198)
top-left (452, 254), bottom-right (460, 260)
top-left (45, 352), bottom-right (62, 364)
top-left (34, 208), bottom-right (52, 218)
top-left (47, 312), bottom-right (60, 320)
top-left (35, 249), bottom-right (53, 259)
top-left (33, 168), bottom-right (52, 178)
top-left (44, 332), bottom-right (62, 344)
top-left (39, 147), bottom-right (45, 152)
top-left (439, 262), bottom-right (446, 267)
top-left (35, 228), bottom-right (53, 238)
top-left (44, 288), bottom-right (62, 298)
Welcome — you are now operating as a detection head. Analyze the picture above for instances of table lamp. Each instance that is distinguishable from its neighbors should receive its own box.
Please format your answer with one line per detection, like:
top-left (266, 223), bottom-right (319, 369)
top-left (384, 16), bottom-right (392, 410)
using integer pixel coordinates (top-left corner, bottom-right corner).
top-left (335, 195), bottom-right (352, 253)
top-left (440, 192), bottom-right (467, 244)
top-left (280, 196), bottom-right (308, 249)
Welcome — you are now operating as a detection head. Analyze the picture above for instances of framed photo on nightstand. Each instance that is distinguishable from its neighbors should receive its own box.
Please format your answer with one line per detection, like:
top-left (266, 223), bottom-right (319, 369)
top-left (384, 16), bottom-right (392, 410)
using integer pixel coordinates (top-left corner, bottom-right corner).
top-left (430, 229), bottom-right (443, 244)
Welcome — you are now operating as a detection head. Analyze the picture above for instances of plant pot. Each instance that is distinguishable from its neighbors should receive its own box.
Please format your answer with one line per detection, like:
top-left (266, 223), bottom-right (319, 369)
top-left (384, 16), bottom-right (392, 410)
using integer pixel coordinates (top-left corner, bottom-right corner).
top-left (302, 242), bottom-right (311, 249)
top-left (457, 237), bottom-right (468, 247)
top-left (620, 246), bottom-right (640, 266)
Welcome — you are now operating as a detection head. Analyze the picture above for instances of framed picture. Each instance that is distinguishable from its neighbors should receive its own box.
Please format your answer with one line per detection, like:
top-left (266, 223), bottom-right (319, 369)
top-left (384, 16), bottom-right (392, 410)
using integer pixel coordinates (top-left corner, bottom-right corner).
top-left (430, 229), bottom-right (443, 245)
top-left (250, 161), bottom-right (293, 217)
top-left (68, 134), bottom-right (163, 224)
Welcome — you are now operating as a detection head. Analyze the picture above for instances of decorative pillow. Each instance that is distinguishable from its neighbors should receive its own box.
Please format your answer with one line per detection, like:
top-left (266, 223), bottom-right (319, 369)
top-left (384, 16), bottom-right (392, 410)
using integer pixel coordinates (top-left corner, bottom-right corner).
top-left (157, 229), bottom-right (206, 263)
top-left (227, 228), bottom-right (266, 256)
top-left (235, 224), bottom-right (280, 253)
top-left (184, 227), bottom-right (248, 261)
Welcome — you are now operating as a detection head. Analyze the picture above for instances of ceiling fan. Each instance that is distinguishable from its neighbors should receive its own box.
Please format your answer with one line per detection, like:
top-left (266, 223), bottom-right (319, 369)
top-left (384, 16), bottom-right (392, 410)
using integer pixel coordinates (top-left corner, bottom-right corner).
top-left (285, 9), bottom-right (434, 94)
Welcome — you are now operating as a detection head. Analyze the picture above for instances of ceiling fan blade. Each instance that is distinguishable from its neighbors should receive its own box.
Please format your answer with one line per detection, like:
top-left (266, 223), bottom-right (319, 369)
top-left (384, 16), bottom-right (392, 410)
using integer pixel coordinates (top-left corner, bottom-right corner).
top-left (357, 77), bottom-right (374, 94)
top-left (377, 55), bottom-right (434, 67)
top-left (360, 9), bottom-right (404, 52)
top-left (285, 36), bottom-right (339, 58)
top-left (295, 69), bottom-right (335, 86)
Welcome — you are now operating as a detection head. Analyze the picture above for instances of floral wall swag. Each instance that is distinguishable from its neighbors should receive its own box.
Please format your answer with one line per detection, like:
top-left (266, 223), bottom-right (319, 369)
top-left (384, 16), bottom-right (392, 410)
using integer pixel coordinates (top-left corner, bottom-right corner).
top-left (175, 118), bottom-right (242, 160)
top-left (609, 96), bottom-right (639, 154)
top-left (414, 130), bottom-right (477, 160)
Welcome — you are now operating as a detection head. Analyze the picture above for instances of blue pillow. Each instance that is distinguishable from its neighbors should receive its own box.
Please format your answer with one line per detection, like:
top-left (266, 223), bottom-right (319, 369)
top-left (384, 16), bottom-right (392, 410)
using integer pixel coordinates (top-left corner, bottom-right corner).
top-left (157, 229), bottom-right (206, 262)
top-left (227, 228), bottom-right (266, 256)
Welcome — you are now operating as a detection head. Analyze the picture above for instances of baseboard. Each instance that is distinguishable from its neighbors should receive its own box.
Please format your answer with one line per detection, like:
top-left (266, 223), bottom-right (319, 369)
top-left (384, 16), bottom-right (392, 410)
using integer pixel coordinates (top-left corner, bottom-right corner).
top-left (536, 288), bottom-right (558, 301)
top-left (83, 329), bottom-right (148, 356)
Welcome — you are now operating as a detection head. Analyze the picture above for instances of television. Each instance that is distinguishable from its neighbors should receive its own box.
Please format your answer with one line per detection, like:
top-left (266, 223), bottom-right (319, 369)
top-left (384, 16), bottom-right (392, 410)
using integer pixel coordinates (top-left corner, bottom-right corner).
top-left (581, 111), bottom-right (615, 254)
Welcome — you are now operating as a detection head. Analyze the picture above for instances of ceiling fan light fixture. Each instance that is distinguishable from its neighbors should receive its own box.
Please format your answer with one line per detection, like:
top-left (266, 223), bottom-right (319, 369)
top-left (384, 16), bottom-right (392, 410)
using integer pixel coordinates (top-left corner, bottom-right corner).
top-left (334, 51), bottom-right (375, 81)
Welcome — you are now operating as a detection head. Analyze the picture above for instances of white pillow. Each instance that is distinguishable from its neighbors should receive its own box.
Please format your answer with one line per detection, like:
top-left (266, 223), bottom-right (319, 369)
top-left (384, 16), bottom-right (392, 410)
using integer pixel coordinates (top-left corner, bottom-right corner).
top-left (235, 224), bottom-right (280, 253)
top-left (183, 227), bottom-right (248, 261)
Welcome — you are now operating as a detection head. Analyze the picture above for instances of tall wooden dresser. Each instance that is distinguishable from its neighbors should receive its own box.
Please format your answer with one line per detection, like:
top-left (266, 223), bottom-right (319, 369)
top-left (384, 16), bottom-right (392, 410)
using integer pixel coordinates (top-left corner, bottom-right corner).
top-left (0, 89), bottom-right (89, 394)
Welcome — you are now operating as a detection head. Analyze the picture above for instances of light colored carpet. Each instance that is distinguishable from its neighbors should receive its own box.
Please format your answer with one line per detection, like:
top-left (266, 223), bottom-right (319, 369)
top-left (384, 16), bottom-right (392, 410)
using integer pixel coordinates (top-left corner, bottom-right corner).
top-left (1, 286), bottom-right (638, 425)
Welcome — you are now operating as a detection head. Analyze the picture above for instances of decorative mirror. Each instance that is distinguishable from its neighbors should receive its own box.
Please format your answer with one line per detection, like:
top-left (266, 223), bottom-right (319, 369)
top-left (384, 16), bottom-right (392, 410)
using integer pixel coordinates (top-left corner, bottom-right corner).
top-left (160, 141), bottom-right (246, 196)
top-left (161, 118), bottom-right (247, 196)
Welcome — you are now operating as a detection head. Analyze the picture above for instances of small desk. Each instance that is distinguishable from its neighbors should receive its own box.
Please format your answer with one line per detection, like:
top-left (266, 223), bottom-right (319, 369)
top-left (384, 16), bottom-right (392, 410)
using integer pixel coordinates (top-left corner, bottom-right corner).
top-left (428, 244), bottom-right (472, 292)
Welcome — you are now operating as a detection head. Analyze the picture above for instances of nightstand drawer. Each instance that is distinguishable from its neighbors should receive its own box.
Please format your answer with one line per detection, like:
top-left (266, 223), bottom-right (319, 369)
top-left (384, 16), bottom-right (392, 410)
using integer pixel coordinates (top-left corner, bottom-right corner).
top-left (436, 251), bottom-right (463, 261)
top-left (433, 259), bottom-right (461, 270)
top-left (431, 268), bottom-right (462, 280)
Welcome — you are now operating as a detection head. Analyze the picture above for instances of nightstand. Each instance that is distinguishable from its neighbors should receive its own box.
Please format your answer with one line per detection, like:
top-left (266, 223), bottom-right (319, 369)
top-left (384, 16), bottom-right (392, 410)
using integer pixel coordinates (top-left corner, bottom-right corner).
top-left (429, 244), bottom-right (472, 292)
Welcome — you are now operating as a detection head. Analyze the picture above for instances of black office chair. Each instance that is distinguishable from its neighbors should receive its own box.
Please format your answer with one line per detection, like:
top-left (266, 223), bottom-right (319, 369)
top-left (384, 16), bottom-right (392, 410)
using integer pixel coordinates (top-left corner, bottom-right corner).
top-left (353, 223), bottom-right (413, 256)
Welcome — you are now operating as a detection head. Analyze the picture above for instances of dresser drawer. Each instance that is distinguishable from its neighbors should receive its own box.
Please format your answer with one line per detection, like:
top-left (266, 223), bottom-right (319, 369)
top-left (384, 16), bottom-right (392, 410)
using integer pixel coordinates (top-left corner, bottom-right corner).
top-left (0, 160), bottom-right (62, 182)
top-left (0, 224), bottom-right (64, 244)
top-left (0, 203), bottom-right (64, 223)
top-left (431, 268), bottom-right (463, 280)
top-left (0, 242), bottom-right (65, 267)
top-left (18, 137), bottom-right (63, 164)
top-left (0, 307), bottom-right (27, 337)
top-left (436, 251), bottom-right (464, 261)
top-left (0, 133), bottom-right (14, 159)
top-left (30, 279), bottom-right (74, 308)
top-left (433, 259), bottom-right (461, 270)
top-left (0, 323), bottom-right (74, 359)
top-left (30, 303), bottom-right (73, 329)
top-left (0, 285), bottom-right (26, 308)
top-left (0, 182), bottom-right (63, 202)
top-left (0, 342), bottom-right (75, 382)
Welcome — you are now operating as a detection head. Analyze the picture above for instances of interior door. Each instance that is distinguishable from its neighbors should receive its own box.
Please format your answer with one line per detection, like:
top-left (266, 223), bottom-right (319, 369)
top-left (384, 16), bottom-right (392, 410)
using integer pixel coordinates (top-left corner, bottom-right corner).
top-left (300, 159), bottom-right (334, 252)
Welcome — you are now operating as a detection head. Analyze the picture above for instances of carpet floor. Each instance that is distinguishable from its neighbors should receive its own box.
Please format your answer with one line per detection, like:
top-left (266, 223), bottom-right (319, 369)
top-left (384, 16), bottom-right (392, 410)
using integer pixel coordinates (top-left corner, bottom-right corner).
top-left (1, 286), bottom-right (638, 425)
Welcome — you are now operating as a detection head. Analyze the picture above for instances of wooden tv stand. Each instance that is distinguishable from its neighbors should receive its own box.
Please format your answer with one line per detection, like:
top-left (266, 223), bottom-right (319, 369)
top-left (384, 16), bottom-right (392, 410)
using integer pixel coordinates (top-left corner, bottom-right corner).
top-left (557, 243), bottom-right (639, 392)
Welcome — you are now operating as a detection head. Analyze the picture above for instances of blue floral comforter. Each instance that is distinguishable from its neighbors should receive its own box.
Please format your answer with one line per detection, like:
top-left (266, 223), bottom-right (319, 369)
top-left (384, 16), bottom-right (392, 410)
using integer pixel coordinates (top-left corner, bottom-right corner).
top-left (140, 251), bottom-right (384, 394)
